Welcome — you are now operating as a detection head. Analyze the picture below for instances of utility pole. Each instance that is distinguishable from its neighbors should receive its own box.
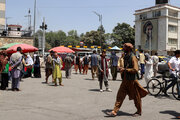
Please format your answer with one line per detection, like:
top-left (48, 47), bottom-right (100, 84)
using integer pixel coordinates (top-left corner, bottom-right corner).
top-left (93, 11), bottom-right (103, 51)
top-left (33, 0), bottom-right (36, 46)
top-left (40, 17), bottom-right (47, 58)
top-left (25, 9), bottom-right (32, 35)
top-left (5, 17), bottom-right (12, 36)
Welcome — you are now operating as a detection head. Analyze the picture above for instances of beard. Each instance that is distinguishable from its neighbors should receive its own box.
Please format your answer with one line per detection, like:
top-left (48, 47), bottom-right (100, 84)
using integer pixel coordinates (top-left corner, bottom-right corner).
top-left (124, 49), bottom-right (128, 53)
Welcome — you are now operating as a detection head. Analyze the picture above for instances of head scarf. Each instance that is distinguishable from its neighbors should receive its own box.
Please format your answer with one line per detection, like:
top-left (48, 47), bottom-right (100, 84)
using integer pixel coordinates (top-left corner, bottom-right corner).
top-left (26, 54), bottom-right (34, 65)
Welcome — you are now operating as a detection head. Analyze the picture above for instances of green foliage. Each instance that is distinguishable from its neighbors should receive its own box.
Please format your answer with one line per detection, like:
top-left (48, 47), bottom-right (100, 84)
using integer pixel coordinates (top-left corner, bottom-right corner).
top-left (81, 30), bottom-right (105, 48)
top-left (35, 22), bottom-right (134, 51)
top-left (112, 23), bottom-right (135, 47)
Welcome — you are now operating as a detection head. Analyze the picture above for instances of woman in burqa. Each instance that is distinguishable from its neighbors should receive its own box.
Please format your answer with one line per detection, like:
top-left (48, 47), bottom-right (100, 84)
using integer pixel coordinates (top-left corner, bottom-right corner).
top-left (34, 56), bottom-right (41, 78)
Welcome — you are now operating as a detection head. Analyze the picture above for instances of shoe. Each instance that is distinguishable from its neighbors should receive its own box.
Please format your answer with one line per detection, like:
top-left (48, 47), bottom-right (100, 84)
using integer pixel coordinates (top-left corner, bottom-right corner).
top-left (106, 88), bottom-right (112, 92)
top-left (100, 89), bottom-right (103, 92)
top-left (15, 88), bottom-right (21, 91)
top-left (107, 111), bottom-right (117, 117)
top-left (60, 84), bottom-right (64, 86)
top-left (132, 112), bottom-right (141, 117)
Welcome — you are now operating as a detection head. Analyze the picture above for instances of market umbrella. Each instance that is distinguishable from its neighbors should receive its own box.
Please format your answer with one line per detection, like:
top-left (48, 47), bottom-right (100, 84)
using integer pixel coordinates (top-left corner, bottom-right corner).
top-left (6, 43), bottom-right (38, 54)
top-left (49, 46), bottom-right (75, 53)
top-left (110, 46), bottom-right (121, 51)
top-left (0, 42), bottom-right (22, 50)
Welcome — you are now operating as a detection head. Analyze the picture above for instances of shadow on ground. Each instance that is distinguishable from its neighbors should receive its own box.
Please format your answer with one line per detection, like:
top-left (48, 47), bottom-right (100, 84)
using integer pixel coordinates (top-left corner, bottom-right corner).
top-left (85, 78), bottom-right (94, 81)
top-left (160, 110), bottom-right (180, 119)
top-left (102, 109), bottom-right (132, 117)
top-left (149, 93), bottom-right (176, 101)
top-left (88, 89), bottom-right (100, 92)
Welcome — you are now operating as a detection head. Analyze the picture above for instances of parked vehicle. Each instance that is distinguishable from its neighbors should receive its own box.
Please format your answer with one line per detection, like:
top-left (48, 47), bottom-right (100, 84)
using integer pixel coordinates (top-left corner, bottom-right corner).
top-left (158, 56), bottom-right (170, 74)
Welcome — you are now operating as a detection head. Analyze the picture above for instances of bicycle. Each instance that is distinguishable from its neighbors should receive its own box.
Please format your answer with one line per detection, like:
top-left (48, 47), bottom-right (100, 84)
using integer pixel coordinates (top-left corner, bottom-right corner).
top-left (147, 70), bottom-right (180, 100)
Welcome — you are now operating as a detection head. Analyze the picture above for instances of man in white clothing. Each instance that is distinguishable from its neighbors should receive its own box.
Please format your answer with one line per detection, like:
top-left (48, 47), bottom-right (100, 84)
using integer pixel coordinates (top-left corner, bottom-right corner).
top-left (164, 50), bottom-right (180, 97)
top-left (152, 53), bottom-right (159, 77)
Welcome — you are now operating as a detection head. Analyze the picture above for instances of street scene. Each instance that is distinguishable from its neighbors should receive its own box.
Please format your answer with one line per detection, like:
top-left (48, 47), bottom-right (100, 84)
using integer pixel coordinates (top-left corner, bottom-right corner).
top-left (0, 0), bottom-right (180, 120)
top-left (0, 70), bottom-right (179, 120)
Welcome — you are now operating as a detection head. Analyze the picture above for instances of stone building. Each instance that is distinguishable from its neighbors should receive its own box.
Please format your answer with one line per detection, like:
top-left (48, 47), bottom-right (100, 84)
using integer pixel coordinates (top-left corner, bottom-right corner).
top-left (0, 0), bottom-right (6, 33)
top-left (134, 2), bottom-right (180, 55)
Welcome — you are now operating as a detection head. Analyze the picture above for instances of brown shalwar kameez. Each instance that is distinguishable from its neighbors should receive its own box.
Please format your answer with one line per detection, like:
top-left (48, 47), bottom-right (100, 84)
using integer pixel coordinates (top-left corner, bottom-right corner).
top-left (113, 54), bottom-right (148, 115)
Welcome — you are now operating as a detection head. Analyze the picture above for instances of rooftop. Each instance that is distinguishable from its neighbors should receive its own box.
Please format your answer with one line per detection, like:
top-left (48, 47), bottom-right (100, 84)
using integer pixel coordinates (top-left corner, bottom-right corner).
top-left (135, 4), bottom-right (180, 14)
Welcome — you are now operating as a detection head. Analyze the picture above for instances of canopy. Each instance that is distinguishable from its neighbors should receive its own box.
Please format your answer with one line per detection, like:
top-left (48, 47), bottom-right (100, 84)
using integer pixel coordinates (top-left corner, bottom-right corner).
top-left (6, 44), bottom-right (38, 54)
top-left (0, 43), bottom-right (22, 50)
top-left (49, 46), bottom-right (75, 53)
top-left (110, 46), bottom-right (121, 51)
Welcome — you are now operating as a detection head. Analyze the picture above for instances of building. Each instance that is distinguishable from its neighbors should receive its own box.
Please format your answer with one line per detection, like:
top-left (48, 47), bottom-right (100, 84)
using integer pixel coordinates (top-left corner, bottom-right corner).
top-left (134, 2), bottom-right (180, 55)
top-left (0, 0), bottom-right (6, 33)
top-left (8, 24), bottom-right (22, 37)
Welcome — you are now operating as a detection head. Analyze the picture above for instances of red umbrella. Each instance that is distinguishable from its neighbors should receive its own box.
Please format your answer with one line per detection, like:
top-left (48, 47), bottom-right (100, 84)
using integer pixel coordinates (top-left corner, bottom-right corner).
top-left (6, 44), bottom-right (38, 54)
top-left (49, 46), bottom-right (75, 53)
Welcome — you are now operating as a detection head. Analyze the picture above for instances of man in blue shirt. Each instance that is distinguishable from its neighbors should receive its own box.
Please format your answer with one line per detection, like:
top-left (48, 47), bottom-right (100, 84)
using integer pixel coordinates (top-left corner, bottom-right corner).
top-left (90, 50), bottom-right (98, 80)
top-left (110, 52), bottom-right (119, 80)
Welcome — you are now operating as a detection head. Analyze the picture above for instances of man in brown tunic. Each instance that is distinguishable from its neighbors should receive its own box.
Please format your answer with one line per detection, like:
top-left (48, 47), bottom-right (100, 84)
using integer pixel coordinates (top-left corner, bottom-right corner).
top-left (108, 43), bottom-right (148, 117)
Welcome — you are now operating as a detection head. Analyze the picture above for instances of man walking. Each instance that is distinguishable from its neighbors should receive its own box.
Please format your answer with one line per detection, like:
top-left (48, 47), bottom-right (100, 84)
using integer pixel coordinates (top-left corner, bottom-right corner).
top-left (139, 50), bottom-right (145, 79)
top-left (90, 50), bottom-right (98, 80)
top-left (74, 53), bottom-right (81, 74)
top-left (45, 50), bottom-right (54, 83)
top-left (10, 47), bottom-right (26, 91)
top-left (110, 52), bottom-right (119, 80)
top-left (98, 51), bottom-right (112, 92)
top-left (108, 43), bottom-right (148, 117)
top-left (64, 54), bottom-right (73, 79)
top-left (83, 54), bottom-right (89, 75)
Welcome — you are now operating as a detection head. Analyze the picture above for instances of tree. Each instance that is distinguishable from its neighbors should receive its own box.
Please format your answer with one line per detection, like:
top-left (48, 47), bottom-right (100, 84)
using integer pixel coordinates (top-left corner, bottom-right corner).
top-left (112, 23), bottom-right (135, 47)
top-left (81, 30), bottom-right (105, 48)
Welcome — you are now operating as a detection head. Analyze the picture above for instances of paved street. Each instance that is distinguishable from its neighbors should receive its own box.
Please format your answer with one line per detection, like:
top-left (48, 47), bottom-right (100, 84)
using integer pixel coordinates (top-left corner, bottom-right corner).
top-left (0, 69), bottom-right (179, 120)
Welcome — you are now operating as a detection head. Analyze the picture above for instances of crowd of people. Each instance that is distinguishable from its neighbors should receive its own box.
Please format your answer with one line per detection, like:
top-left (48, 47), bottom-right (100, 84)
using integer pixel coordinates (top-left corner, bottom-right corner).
top-left (0, 47), bottom-right (41, 91)
top-left (0, 43), bottom-right (180, 118)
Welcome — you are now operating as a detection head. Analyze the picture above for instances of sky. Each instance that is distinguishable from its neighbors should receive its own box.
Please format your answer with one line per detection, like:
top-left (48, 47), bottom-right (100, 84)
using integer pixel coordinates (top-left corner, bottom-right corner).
top-left (6, 0), bottom-right (180, 34)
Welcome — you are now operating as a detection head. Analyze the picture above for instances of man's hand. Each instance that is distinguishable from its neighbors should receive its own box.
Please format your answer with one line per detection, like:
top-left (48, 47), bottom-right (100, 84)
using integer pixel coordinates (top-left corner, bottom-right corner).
top-left (101, 70), bottom-right (104, 73)
top-left (119, 67), bottom-right (125, 73)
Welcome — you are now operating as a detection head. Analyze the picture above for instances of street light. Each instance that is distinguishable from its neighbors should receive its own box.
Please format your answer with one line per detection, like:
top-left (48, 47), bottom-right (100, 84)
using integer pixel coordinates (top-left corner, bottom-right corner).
top-left (93, 11), bottom-right (103, 50)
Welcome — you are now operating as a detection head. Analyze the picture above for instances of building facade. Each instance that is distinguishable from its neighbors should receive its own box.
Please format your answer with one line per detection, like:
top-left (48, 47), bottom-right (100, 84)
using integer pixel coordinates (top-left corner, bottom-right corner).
top-left (135, 4), bottom-right (180, 55)
top-left (0, 0), bottom-right (6, 33)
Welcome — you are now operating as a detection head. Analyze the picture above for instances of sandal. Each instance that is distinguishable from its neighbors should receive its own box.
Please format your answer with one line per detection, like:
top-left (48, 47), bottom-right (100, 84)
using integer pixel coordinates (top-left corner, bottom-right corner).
top-left (132, 112), bottom-right (141, 117)
top-left (107, 111), bottom-right (117, 117)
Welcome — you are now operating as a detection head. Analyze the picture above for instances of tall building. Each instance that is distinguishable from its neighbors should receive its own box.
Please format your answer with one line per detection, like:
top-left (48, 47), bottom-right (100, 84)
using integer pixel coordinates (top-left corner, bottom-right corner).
top-left (134, 2), bottom-right (180, 55)
top-left (0, 0), bottom-right (6, 33)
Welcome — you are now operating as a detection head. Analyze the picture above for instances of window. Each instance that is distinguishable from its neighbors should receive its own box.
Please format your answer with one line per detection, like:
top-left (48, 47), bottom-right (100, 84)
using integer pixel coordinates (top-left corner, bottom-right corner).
top-left (169, 11), bottom-right (178, 17)
top-left (168, 25), bottom-right (177, 33)
top-left (168, 38), bottom-right (177, 45)
top-left (153, 11), bottom-right (161, 17)
top-left (168, 18), bottom-right (178, 23)
top-left (140, 14), bottom-right (147, 20)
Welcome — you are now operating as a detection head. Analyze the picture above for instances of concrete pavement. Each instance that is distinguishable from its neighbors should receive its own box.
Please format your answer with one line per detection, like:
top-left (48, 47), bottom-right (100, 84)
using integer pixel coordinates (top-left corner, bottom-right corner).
top-left (0, 69), bottom-right (179, 120)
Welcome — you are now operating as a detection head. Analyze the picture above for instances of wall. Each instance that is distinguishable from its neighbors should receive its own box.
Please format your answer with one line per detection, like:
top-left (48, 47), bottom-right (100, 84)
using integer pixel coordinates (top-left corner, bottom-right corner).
top-left (0, 37), bottom-right (33, 47)
top-left (135, 21), bottom-right (141, 49)
top-left (0, 0), bottom-right (6, 30)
